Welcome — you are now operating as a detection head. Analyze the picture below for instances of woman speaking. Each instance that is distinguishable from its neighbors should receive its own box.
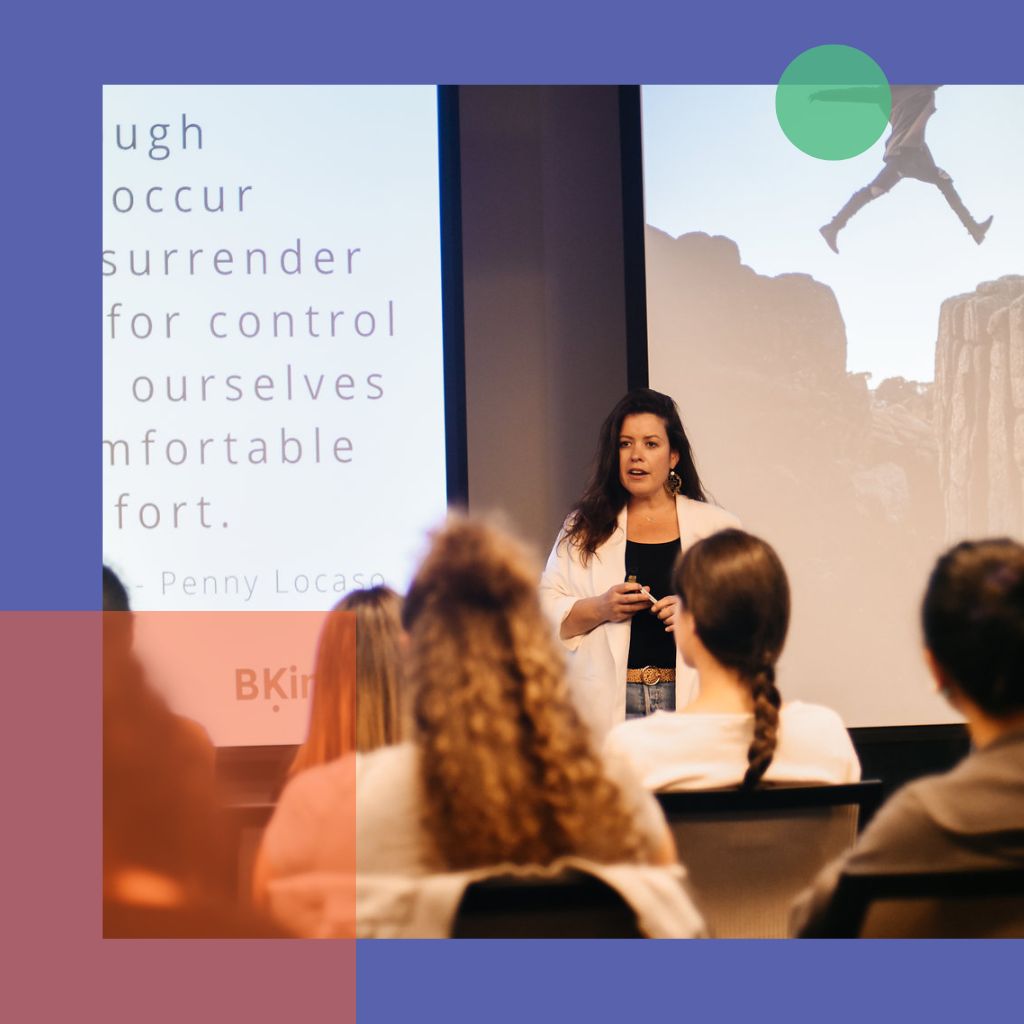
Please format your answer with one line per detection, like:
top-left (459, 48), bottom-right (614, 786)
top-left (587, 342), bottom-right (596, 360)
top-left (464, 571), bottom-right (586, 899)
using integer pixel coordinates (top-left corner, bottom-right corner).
top-left (540, 389), bottom-right (738, 736)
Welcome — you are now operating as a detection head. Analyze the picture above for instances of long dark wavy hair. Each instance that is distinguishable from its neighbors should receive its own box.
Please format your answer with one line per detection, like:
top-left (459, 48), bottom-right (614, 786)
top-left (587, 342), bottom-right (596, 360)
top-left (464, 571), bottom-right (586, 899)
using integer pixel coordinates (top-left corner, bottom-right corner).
top-left (673, 529), bottom-right (790, 789)
top-left (562, 389), bottom-right (706, 564)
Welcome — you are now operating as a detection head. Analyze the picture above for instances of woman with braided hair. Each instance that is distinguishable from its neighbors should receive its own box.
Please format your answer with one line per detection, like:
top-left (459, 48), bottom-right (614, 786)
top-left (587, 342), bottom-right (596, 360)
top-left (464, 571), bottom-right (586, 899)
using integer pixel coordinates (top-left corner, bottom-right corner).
top-left (606, 529), bottom-right (859, 791)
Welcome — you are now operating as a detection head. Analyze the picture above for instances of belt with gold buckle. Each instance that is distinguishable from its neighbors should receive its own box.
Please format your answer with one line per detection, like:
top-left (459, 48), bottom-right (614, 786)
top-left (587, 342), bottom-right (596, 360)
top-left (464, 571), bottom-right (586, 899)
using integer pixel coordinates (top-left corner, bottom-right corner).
top-left (625, 666), bottom-right (676, 685)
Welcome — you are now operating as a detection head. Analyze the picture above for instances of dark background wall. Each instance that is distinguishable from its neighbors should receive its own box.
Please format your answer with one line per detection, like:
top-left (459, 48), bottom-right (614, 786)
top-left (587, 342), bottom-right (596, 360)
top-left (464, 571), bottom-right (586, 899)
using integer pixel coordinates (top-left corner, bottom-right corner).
top-left (459, 86), bottom-right (629, 555)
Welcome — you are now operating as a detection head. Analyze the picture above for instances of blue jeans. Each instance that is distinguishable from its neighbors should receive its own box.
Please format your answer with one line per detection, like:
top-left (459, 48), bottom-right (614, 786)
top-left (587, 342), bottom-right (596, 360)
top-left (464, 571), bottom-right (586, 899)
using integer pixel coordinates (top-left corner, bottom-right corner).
top-left (625, 680), bottom-right (676, 719)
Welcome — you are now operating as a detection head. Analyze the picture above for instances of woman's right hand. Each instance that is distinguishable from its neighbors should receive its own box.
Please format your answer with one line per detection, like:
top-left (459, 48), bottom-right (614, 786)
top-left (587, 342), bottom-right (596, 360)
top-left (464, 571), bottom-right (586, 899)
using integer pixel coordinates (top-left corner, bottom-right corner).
top-left (559, 584), bottom-right (649, 640)
top-left (600, 582), bottom-right (651, 623)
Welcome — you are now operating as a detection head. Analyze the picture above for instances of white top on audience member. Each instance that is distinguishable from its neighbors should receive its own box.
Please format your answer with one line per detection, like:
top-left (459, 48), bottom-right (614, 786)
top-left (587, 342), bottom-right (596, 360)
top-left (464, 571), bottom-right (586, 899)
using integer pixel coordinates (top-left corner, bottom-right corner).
top-left (352, 742), bottom-right (670, 875)
top-left (606, 702), bottom-right (860, 791)
top-left (259, 741), bottom-right (703, 938)
top-left (259, 753), bottom-right (359, 882)
top-left (261, 740), bottom-right (671, 878)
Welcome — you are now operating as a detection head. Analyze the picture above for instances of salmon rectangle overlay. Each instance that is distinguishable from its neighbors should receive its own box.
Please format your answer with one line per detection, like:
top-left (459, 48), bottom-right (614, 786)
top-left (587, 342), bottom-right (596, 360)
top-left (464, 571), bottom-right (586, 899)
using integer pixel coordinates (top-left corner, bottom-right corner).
top-left (4, 611), bottom-right (355, 1020)
top-left (128, 609), bottom-right (331, 746)
top-left (102, 610), bottom-right (356, 948)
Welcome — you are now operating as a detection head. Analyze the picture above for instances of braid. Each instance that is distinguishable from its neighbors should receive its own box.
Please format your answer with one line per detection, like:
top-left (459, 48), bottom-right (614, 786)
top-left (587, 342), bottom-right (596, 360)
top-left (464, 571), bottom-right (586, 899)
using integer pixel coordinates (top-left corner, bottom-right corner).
top-left (742, 664), bottom-right (781, 789)
top-left (673, 530), bottom-right (791, 788)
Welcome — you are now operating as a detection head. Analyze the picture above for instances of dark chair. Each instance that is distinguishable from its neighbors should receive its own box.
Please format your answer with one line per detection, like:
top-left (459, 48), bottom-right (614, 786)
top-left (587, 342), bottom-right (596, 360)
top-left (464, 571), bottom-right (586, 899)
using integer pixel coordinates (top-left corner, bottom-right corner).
top-left (451, 870), bottom-right (644, 938)
top-left (819, 868), bottom-right (1024, 937)
top-left (223, 801), bottom-right (276, 901)
top-left (656, 781), bottom-right (885, 938)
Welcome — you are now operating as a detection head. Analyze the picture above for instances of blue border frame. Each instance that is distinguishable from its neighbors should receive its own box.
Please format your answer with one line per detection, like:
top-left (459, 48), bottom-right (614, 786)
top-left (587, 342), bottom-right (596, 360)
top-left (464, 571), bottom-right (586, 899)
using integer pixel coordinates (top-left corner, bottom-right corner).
top-left (3, 2), bottom-right (1022, 1021)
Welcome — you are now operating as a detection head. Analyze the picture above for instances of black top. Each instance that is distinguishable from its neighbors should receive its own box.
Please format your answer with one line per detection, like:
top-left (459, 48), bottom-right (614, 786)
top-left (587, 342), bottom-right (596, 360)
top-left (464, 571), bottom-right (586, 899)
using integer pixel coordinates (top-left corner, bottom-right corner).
top-left (625, 538), bottom-right (681, 669)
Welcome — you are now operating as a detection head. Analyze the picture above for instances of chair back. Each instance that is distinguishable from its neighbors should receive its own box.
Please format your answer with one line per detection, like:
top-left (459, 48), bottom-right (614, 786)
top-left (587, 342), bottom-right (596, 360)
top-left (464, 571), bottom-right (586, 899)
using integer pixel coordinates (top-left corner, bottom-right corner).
top-left (826, 868), bottom-right (1024, 937)
top-left (224, 801), bottom-right (276, 901)
top-left (451, 869), bottom-right (644, 938)
top-left (657, 781), bottom-right (885, 938)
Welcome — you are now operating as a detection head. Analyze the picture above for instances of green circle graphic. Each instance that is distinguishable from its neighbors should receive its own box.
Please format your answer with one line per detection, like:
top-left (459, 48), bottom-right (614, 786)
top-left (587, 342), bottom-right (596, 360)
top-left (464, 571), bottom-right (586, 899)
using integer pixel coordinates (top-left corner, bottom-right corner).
top-left (776, 45), bottom-right (891, 160)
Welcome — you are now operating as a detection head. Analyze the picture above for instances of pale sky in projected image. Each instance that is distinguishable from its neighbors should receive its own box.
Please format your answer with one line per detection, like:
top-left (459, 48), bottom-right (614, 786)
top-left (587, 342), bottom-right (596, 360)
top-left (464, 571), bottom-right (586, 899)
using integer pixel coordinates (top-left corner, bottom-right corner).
top-left (642, 85), bottom-right (1024, 385)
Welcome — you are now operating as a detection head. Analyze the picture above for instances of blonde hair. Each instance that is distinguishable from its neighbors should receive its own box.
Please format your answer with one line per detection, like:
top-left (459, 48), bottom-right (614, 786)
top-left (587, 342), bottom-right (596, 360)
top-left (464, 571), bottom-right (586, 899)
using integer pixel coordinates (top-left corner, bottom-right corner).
top-left (344, 587), bottom-right (407, 752)
top-left (289, 587), bottom-right (406, 778)
top-left (403, 516), bottom-right (657, 869)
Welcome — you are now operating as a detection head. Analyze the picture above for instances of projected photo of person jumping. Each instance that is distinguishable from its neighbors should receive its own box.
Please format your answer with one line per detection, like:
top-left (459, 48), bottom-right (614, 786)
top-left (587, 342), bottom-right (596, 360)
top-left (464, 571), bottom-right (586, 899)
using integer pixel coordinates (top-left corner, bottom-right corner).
top-left (818, 85), bottom-right (993, 253)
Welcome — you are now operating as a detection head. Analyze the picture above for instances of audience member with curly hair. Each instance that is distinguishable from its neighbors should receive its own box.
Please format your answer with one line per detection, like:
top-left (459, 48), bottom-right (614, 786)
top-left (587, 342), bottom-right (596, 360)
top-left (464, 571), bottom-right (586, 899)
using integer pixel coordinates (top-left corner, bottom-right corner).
top-left (606, 529), bottom-right (859, 791)
top-left (255, 517), bottom-right (695, 937)
top-left (380, 516), bottom-right (674, 873)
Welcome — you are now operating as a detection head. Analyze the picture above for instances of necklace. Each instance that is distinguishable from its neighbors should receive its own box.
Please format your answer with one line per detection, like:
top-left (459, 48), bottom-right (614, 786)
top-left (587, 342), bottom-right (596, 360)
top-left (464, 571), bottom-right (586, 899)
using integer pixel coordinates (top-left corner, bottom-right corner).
top-left (639, 503), bottom-right (672, 524)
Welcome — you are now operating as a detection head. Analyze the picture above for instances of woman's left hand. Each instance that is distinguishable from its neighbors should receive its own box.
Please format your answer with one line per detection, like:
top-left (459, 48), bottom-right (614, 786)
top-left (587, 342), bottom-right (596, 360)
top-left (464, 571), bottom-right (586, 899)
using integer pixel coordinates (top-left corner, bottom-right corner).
top-left (650, 595), bottom-right (679, 632)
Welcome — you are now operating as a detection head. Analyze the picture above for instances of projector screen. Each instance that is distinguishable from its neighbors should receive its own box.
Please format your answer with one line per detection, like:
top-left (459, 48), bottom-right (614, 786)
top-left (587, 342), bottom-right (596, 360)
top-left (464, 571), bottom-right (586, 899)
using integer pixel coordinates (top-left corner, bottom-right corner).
top-left (102, 86), bottom-right (453, 742)
top-left (639, 85), bottom-right (1024, 727)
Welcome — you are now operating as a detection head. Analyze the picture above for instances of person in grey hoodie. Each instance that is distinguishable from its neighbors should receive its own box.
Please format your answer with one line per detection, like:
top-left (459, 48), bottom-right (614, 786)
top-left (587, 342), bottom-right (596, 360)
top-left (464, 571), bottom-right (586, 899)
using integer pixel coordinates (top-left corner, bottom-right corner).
top-left (792, 538), bottom-right (1024, 936)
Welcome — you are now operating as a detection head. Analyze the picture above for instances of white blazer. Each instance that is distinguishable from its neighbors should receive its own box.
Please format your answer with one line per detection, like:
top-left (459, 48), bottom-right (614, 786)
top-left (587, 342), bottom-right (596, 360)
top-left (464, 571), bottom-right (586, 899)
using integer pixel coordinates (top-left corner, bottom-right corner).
top-left (539, 496), bottom-right (740, 738)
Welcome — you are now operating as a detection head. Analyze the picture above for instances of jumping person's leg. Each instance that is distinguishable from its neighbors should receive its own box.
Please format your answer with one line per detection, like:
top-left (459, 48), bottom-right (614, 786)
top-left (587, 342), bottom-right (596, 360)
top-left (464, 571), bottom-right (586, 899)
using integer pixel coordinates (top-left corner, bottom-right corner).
top-left (934, 169), bottom-right (993, 244)
top-left (820, 162), bottom-right (901, 253)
